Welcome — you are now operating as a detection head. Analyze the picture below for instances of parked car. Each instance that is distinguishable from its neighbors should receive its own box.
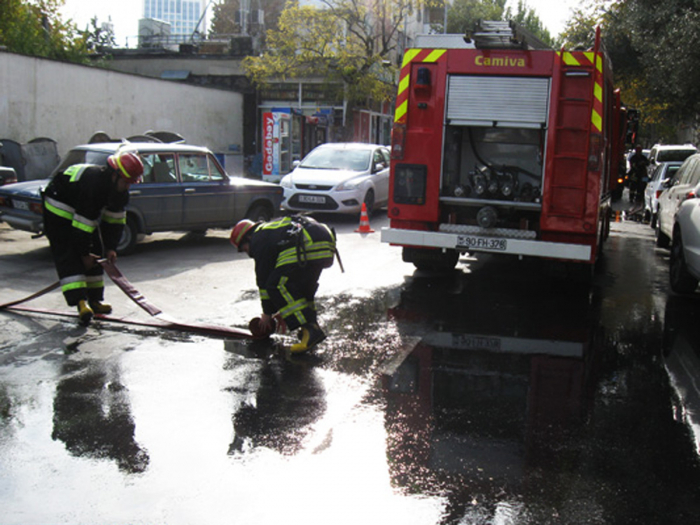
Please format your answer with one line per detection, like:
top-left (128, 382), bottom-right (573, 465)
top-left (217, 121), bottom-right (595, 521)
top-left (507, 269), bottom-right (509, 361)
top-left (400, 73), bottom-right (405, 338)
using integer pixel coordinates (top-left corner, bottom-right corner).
top-left (656, 153), bottom-right (700, 248)
top-left (279, 142), bottom-right (390, 215)
top-left (669, 185), bottom-right (700, 293)
top-left (0, 141), bottom-right (283, 254)
top-left (647, 143), bottom-right (697, 176)
top-left (644, 161), bottom-right (682, 228)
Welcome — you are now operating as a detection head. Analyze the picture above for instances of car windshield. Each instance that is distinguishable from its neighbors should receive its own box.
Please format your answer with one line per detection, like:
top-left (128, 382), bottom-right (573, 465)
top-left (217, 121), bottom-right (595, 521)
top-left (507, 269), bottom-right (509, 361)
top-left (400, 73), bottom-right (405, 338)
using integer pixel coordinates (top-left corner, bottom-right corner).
top-left (657, 149), bottom-right (697, 162)
top-left (300, 148), bottom-right (371, 171)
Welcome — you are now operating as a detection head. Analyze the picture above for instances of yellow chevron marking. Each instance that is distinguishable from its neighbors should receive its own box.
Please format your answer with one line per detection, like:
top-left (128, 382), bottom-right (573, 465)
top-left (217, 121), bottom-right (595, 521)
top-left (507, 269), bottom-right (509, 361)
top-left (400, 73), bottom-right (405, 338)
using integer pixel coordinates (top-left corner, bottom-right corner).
top-left (591, 109), bottom-right (602, 132)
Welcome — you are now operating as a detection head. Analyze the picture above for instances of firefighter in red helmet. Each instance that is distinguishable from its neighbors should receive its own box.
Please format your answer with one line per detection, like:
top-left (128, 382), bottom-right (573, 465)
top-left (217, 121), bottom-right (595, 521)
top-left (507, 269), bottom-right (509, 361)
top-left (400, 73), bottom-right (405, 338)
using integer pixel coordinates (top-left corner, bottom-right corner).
top-left (231, 215), bottom-right (338, 353)
top-left (43, 149), bottom-right (144, 325)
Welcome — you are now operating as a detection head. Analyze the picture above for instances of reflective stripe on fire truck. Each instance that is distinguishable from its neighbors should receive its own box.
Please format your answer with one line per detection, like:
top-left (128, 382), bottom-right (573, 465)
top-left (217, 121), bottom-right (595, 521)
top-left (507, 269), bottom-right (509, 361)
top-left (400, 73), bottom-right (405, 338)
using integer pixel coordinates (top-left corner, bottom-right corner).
top-left (394, 48), bottom-right (447, 124)
top-left (590, 54), bottom-right (604, 133)
top-left (557, 51), bottom-right (604, 133)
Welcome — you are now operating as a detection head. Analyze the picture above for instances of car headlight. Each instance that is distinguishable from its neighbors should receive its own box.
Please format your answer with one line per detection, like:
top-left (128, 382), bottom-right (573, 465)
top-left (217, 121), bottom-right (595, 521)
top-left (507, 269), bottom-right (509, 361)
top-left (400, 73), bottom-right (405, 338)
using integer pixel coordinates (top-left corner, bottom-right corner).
top-left (280, 176), bottom-right (293, 189)
top-left (336, 178), bottom-right (363, 191)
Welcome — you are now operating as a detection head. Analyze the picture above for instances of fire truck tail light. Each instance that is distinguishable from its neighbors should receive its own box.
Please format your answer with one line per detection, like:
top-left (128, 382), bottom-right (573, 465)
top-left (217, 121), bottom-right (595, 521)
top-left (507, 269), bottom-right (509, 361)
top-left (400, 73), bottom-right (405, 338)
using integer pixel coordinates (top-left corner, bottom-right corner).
top-left (393, 164), bottom-right (427, 205)
top-left (416, 67), bottom-right (431, 86)
top-left (391, 124), bottom-right (406, 160)
top-left (588, 133), bottom-right (603, 171)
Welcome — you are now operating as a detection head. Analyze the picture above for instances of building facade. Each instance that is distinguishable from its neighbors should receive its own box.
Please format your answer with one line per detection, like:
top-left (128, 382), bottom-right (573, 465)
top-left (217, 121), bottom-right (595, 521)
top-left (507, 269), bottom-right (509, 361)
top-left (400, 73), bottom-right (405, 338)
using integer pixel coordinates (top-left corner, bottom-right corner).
top-left (143, 0), bottom-right (206, 41)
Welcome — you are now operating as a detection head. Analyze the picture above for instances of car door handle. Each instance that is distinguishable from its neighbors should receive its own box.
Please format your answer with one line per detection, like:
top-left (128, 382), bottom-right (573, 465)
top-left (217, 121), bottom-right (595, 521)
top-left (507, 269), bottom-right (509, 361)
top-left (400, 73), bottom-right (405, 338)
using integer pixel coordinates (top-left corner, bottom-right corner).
top-left (184, 188), bottom-right (196, 193)
top-left (130, 190), bottom-right (141, 196)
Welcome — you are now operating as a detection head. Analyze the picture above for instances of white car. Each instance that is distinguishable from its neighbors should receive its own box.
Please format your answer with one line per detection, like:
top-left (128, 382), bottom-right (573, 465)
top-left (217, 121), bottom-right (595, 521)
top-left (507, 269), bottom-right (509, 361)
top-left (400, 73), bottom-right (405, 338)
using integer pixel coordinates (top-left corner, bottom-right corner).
top-left (669, 185), bottom-right (700, 293)
top-left (647, 143), bottom-right (697, 177)
top-left (656, 153), bottom-right (700, 248)
top-left (280, 143), bottom-right (390, 215)
top-left (644, 161), bottom-right (682, 228)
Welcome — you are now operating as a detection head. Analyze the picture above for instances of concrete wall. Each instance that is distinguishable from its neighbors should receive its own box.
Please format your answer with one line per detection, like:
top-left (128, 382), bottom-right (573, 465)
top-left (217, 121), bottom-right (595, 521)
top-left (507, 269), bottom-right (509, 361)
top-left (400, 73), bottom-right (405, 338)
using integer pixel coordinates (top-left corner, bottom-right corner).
top-left (0, 50), bottom-right (243, 164)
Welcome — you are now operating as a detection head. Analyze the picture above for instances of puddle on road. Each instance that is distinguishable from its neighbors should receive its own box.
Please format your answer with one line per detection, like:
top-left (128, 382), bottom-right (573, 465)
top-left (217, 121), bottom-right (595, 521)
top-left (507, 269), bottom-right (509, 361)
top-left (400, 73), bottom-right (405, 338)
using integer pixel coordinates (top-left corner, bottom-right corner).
top-left (2, 225), bottom-right (700, 523)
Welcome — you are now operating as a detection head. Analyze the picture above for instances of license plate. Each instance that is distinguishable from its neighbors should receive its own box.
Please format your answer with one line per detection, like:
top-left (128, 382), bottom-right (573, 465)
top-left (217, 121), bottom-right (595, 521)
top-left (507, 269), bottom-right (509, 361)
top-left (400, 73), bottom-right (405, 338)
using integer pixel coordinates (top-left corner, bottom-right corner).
top-left (13, 200), bottom-right (29, 210)
top-left (456, 235), bottom-right (507, 251)
top-left (299, 195), bottom-right (326, 204)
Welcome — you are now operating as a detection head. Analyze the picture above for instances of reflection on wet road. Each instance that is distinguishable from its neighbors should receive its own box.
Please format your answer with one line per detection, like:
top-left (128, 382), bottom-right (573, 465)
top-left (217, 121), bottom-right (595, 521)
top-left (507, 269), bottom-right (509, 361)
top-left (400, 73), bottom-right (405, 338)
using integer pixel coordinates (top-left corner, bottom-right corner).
top-left (1, 218), bottom-right (700, 524)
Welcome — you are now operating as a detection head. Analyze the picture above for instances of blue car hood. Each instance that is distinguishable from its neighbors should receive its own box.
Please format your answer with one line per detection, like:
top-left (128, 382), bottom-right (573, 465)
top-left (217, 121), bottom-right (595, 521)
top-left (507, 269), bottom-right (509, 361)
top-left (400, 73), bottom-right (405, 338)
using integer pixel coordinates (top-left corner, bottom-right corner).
top-left (0, 179), bottom-right (48, 200)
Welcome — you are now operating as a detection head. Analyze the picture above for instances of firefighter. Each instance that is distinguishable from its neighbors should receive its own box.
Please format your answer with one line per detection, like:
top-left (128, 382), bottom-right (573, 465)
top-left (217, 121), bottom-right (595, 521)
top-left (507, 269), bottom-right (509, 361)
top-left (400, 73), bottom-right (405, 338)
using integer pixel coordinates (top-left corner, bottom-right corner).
top-left (230, 215), bottom-right (337, 353)
top-left (627, 145), bottom-right (649, 204)
top-left (43, 150), bottom-right (144, 325)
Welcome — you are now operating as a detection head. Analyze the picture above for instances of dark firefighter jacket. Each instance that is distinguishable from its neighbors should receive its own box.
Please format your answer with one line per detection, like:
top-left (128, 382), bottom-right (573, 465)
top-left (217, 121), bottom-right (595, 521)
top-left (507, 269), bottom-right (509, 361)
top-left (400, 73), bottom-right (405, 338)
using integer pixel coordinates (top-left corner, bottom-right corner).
top-left (248, 216), bottom-right (336, 315)
top-left (43, 164), bottom-right (129, 255)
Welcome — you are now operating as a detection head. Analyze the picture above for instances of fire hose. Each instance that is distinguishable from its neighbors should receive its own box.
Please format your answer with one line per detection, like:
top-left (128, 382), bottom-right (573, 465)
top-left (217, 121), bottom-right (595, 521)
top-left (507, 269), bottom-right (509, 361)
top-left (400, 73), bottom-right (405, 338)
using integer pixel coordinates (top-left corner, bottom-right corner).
top-left (1, 260), bottom-right (260, 339)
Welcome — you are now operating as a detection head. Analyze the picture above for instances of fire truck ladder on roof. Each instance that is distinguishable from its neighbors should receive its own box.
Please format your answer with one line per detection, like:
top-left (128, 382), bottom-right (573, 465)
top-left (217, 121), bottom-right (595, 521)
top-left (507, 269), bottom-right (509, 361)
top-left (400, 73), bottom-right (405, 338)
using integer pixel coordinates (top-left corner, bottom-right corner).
top-left (466, 20), bottom-right (552, 50)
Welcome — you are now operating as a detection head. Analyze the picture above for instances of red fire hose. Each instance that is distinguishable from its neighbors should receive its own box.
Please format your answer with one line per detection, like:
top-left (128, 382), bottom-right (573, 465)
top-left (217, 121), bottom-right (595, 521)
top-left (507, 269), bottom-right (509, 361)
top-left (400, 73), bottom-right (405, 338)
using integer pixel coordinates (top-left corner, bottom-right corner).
top-left (1, 260), bottom-right (258, 340)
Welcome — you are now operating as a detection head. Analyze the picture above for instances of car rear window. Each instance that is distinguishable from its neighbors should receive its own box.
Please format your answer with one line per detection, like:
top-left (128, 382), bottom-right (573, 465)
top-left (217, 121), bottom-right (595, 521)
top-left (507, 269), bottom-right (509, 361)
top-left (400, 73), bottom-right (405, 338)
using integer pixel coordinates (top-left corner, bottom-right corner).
top-left (51, 150), bottom-right (111, 177)
top-left (657, 149), bottom-right (697, 162)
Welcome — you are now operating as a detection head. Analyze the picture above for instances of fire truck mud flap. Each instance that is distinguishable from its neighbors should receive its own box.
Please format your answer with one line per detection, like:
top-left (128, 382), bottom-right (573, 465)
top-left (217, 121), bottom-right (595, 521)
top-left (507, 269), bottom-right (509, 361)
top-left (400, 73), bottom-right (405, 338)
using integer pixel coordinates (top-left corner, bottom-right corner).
top-left (380, 227), bottom-right (592, 262)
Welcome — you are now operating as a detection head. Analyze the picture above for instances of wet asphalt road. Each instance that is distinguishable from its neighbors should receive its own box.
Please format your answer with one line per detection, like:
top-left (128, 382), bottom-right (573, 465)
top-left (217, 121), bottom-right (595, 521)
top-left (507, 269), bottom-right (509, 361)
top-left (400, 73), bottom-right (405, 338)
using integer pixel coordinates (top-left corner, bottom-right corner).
top-left (1, 199), bottom-right (700, 525)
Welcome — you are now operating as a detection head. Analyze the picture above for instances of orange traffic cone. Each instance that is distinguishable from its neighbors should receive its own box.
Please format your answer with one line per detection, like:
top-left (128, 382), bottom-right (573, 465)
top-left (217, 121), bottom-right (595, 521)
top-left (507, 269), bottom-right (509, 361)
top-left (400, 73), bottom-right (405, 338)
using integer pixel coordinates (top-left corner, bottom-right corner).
top-left (355, 202), bottom-right (375, 233)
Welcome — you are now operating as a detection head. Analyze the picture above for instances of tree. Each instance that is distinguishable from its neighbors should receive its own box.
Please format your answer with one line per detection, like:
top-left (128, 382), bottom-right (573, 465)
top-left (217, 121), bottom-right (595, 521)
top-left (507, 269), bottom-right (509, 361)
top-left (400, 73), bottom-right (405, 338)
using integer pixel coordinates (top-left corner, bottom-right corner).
top-left (83, 16), bottom-right (117, 52)
top-left (446, 0), bottom-right (508, 34)
top-left (505, 0), bottom-right (553, 46)
top-left (447, 0), bottom-right (553, 48)
top-left (0, 0), bottom-right (89, 62)
top-left (561, 0), bottom-right (700, 142)
top-left (210, 0), bottom-right (287, 37)
top-left (243, 0), bottom-right (438, 106)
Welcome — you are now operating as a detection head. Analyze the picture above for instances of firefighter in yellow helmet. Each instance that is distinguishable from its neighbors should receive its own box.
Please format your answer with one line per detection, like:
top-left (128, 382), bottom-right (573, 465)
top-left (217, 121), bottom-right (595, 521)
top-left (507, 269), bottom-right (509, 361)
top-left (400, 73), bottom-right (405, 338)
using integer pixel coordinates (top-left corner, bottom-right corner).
top-left (43, 150), bottom-right (144, 325)
top-left (231, 215), bottom-right (337, 353)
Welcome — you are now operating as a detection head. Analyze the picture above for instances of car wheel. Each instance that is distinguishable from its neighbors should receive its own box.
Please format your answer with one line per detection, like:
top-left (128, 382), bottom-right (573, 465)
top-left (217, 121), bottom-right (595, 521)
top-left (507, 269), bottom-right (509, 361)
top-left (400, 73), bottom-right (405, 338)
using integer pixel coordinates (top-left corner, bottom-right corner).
top-left (363, 189), bottom-right (375, 215)
top-left (655, 218), bottom-right (670, 248)
top-left (117, 215), bottom-right (139, 256)
top-left (650, 212), bottom-right (657, 230)
top-left (670, 233), bottom-right (698, 293)
top-left (247, 204), bottom-right (272, 222)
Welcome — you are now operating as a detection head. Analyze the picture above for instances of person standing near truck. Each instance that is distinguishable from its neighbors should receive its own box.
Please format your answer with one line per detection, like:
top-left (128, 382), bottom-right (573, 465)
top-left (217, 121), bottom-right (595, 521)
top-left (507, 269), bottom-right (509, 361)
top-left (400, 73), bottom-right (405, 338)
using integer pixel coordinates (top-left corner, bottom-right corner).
top-left (43, 150), bottom-right (144, 325)
top-left (628, 145), bottom-right (650, 203)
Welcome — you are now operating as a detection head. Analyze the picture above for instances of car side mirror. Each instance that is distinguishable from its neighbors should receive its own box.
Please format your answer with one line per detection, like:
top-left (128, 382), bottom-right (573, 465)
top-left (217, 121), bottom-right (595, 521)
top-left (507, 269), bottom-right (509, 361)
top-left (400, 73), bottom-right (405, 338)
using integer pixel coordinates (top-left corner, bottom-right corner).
top-left (293, 160), bottom-right (301, 168)
top-left (373, 162), bottom-right (385, 173)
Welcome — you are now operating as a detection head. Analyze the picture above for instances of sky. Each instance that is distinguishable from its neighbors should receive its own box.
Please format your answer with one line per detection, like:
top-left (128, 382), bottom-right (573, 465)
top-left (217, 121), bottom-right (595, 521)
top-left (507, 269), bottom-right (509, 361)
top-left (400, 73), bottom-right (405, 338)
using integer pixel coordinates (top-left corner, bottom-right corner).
top-left (60, 0), bottom-right (578, 48)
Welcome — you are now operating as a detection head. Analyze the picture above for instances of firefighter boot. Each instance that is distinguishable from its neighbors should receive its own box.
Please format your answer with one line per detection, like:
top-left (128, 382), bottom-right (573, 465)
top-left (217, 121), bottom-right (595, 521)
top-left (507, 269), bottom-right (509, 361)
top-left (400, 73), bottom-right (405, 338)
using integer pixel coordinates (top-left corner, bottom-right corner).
top-left (90, 301), bottom-right (113, 315)
top-left (290, 323), bottom-right (326, 353)
top-left (77, 300), bottom-right (94, 325)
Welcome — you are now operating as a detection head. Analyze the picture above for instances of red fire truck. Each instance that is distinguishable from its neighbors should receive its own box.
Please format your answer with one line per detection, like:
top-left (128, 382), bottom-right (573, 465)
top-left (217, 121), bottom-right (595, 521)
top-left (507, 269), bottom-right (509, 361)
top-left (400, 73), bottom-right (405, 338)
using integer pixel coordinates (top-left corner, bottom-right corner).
top-left (382, 22), bottom-right (631, 276)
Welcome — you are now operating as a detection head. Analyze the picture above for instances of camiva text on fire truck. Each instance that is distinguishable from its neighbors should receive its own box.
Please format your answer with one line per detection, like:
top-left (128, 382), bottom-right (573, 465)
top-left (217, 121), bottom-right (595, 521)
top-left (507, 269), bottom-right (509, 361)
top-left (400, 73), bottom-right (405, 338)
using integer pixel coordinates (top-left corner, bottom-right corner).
top-left (382, 21), bottom-right (635, 277)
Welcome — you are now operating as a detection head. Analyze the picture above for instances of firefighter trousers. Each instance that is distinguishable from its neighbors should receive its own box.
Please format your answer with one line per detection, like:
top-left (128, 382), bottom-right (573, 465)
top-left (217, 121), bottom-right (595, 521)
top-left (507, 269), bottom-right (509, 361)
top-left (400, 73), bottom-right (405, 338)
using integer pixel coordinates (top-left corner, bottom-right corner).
top-left (266, 263), bottom-right (325, 331)
top-left (44, 210), bottom-right (106, 307)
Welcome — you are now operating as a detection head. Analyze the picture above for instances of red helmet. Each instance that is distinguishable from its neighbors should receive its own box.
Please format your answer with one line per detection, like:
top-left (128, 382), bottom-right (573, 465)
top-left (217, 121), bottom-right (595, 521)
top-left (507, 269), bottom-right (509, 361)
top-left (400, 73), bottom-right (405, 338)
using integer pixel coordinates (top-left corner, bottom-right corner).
top-left (230, 219), bottom-right (256, 251)
top-left (108, 151), bottom-right (144, 181)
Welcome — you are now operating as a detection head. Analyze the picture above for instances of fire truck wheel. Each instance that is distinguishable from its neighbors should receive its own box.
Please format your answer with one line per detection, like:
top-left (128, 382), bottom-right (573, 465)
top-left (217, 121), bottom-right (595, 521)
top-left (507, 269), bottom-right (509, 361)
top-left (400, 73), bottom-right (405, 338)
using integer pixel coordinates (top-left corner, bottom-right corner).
top-left (406, 247), bottom-right (459, 272)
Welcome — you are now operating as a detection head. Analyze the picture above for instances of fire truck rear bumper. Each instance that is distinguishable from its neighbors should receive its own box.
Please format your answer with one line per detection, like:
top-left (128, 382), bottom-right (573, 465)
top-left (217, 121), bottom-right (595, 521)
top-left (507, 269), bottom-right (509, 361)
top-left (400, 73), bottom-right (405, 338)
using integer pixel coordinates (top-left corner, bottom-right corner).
top-left (380, 227), bottom-right (592, 262)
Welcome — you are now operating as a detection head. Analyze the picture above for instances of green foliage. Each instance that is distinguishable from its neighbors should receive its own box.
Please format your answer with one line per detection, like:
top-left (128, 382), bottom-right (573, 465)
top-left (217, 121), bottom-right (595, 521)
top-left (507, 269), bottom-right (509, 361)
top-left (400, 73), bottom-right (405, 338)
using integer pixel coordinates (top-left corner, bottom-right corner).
top-left (244, 0), bottom-right (433, 105)
top-left (210, 0), bottom-right (287, 36)
top-left (505, 0), bottom-right (553, 46)
top-left (561, 0), bottom-right (700, 141)
top-left (448, 0), bottom-right (554, 48)
top-left (0, 0), bottom-right (91, 63)
top-left (446, 0), bottom-right (508, 34)
top-left (80, 16), bottom-right (117, 53)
